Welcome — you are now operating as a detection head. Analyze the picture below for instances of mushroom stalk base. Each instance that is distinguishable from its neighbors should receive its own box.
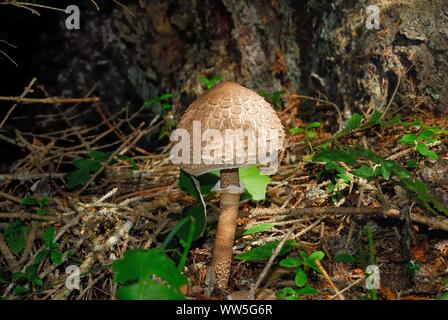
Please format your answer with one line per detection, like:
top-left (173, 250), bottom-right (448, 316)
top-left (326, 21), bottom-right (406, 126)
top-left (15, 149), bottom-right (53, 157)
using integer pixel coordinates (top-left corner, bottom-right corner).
top-left (211, 168), bottom-right (240, 289)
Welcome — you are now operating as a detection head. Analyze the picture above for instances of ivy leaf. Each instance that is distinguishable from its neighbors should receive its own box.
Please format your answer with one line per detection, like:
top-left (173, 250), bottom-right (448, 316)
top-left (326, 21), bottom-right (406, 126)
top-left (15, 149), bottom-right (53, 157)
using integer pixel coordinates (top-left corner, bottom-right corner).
top-left (243, 223), bottom-right (274, 236)
top-left (235, 240), bottom-right (296, 262)
top-left (112, 249), bottom-right (188, 290)
top-left (294, 269), bottom-right (308, 287)
top-left (240, 166), bottom-right (271, 201)
top-left (416, 142), bottom-right (438, 160)
top-left (4, 221), bottom-right (27, 254)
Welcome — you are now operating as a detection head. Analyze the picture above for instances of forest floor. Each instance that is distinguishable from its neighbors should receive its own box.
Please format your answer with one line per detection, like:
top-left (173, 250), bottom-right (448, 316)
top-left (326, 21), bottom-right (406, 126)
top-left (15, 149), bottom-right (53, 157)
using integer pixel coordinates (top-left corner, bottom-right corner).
top-left (0, 88), bottom-right (447, 300)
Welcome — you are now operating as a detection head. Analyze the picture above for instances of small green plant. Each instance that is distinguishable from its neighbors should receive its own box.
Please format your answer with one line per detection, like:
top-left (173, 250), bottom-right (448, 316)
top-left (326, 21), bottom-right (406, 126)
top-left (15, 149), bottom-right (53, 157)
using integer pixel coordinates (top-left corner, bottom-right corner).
top-left (65, 151), bottom-right (138, 190)
top-left (289, 122), bottom-right (321, 152)
top-left (143, 92), bottom-right (172, 110)
top-left (20, 195), bottom-right (49, 216)
top-left (259, 91), bottom-right (284, 109)
top-left (275, 250), bottom-right (324, 300)
top-left (199, 75), bottom-right (223, 89)
top-left (4, 221), bottom-right (28, 254)
top-left (11, 226), bottom-right (65, 295)
top-left (399, 127), bottom-right (446, 167)
top-left (312, 111), bottom-right (448, 216)
top-left (112, 216), bottom-right (196, 300)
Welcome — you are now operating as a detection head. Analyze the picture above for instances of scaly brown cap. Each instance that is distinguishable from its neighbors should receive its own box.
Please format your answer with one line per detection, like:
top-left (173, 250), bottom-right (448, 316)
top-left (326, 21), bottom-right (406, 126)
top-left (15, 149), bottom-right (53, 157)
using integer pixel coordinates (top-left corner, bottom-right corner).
top-left (172, 81), bottom-right (285, 176)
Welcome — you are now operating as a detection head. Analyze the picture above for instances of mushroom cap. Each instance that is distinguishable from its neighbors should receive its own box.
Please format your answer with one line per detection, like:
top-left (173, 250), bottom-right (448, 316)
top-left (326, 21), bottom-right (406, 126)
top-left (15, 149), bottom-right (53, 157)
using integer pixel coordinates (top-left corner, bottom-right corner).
top-left (172, 81), bottom-right (285, 176)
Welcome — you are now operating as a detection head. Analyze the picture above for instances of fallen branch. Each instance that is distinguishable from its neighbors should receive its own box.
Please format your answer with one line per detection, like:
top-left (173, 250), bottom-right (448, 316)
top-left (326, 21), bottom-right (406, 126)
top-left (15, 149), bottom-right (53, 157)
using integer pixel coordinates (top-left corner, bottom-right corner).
top-left (0, 96), bottom-right (100, 104)
top-left (250, 206), bottom-right (448, 232)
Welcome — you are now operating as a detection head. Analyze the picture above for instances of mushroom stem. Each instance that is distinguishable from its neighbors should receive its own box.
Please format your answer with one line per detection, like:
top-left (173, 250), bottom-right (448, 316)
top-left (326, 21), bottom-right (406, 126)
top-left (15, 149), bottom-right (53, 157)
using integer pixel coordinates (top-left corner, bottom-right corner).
top-left (211, 168), bottom-right (240, 289)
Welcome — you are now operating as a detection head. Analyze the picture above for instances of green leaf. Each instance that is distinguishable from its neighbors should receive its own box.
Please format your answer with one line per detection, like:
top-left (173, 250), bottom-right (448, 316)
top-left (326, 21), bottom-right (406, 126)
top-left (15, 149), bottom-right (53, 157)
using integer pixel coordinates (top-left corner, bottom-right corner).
top-left (35, 249), bottom-right (50, 265)
top-left (296, 286), bottom-right (318, 296)
top-left (65, 169), bottom-right (91, 189)
top-left (305, 130), bottom-right (316, 138)
top-left (50, 250), bottom-right (63, 266)
top-left (344, 113), bottom-right (362, 131)
top-left (307, 251), bottom-right (325, 262)
top-left (161, 103), bottom-right (171, 110)
top-left (14, 286), bottom-right (28, 294)
top-left (159, 93), bottom-right (172, 101)
top-left (335, 253), bottom-right (356, 264)
top-left (88, 151), bottom-right (112, 162)
top-left (289, 127), bottom-right (304, 134)
top-left (39, 195), bottom-right (49, 206)
top-left (406, 160), bottom-right (418, 169)
top-left (392, 163), bottom-right (411, 178)
top-left (367, 111), bottom-right (382, 125)
top-left (352, 164), bottom-right (374, 180)
top-left (416, 142), bottom-right (438, 160)
top-left (325, 162), bottom-right (346, 174)
top-left (243, 223), bottom-right (274, 236)
top-left (35, 208), bottom-right (47, 216)
top-left (275, 287), bottom-right (296, 298)
top-left (112, 249), bottom-right (188, 290)
top-left (4, 221), bottom-right (27, 254)
top-left (20, 196), bottom-right (39, 206)
top-left (177, 170), bottom-right (219, 201)
top-left (73, 159), bottom-right (101, 172)
top-left (380, 160), bottom-right (394, 180)
top-left (313, 149), bottom-right (357, 164)
top-left (235, 240), bottom-right (296, 262)
top-left (399, 134), bottom-right (418, 145)
top-left (176, 204), bottom-right (205, 242)
top-left (116, 278), bottom-right (185, 300)
top-left (436, 292), bottom-right (448, 300)
top-left (418, 129), bottom-right (436, 142)
top-left (240, 166), bottom-right (271, 201)
top-left (294, 269), bottom-right (308, 287)
top-left (43, 226), bottom-right (55, 247)
top-left (306, 122), bottom-right (321, 129)
top-left (279, 257), bottom-right (303, 268)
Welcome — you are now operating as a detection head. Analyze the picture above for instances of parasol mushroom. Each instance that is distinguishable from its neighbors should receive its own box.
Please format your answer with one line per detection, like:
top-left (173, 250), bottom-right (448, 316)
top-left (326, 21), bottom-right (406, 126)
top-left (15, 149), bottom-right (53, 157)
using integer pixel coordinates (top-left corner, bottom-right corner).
top-left (170, 81), bottom-right (285, 289)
